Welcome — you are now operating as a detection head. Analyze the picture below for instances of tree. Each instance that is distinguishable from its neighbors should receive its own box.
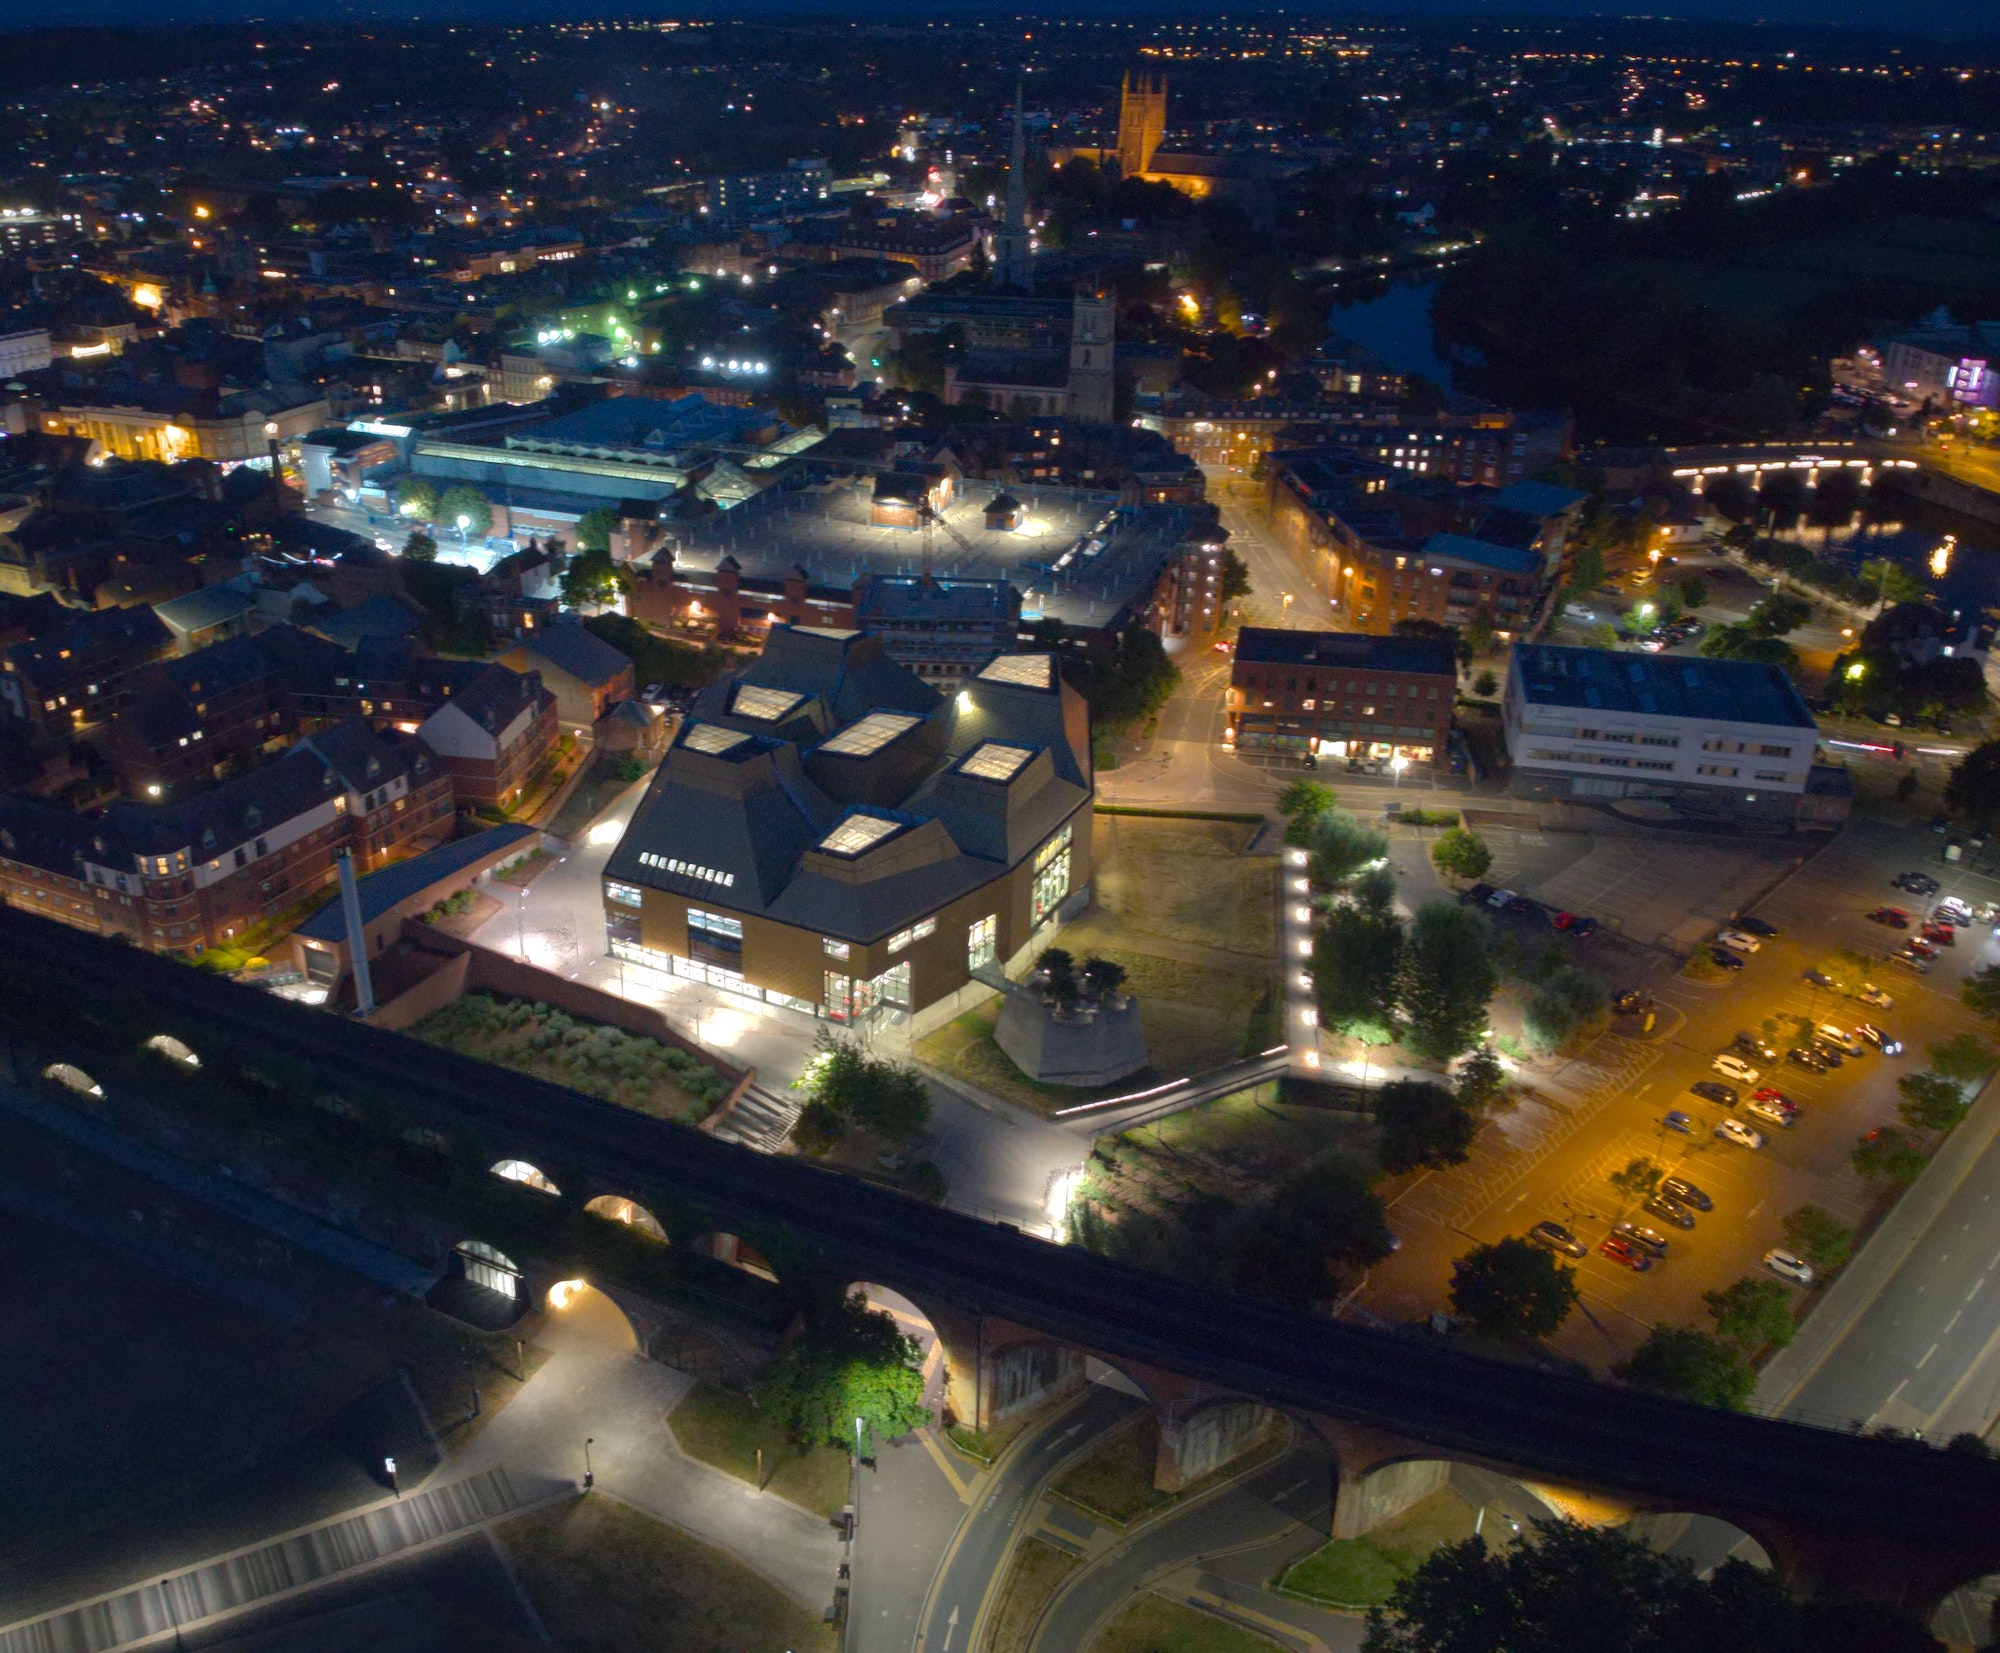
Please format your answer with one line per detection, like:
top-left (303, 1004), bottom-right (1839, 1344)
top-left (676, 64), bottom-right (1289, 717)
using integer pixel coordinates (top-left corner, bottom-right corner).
top-left (1429, 826), bottom-right (1492, 884)
top-left (1449, 1237), bottom-right (1578, 1341)
top-left (1745, 592), bottom-right (1812, 637)
top-left (401, 529), bottom-right (437, 561)
top-left (1365, 1522), bottom-right (1806, 1653)
top-left (1929, 1032), bottom-right (1995, 1087)
top-left (1859, 557), bottom-right (1930, 606)
top-left (1454, 1046), bottom-right (1505, 1111)
top-left (1278, 778), bottom-right (1336, 845)
top-left (561, 547), bottom-right (630, 611)
top-left (1306, 808), bottom-right (1388, 890)
top-left (1311, 868), bottom-right (1405, 1043)
top-left (1962, 964), bottom-right (2000, 1021)
top-left (394, 475), bottom-right (441, 522)
top-left (1608, 1155), bottom-right (1663, 1204)
top-left (792, 1031), bottom-right (931, 1148)
top-left (1677, 574), bottom-right (1709, 610)
top-left (1464, 604), bottom-right (1496, 658)
top-left (1704, 1277), bottom-right (1797, 1352)
top-left (1233, 1155), bottom-right (1394, 1306)
top-left (437, 484), bottom-right (492, 539)
top-left (1081, 957), bottom-right (1127, 1000)
top-left (1566, 537), bottom-right (1605, 596)
top-left (574, 506), bottom-right (619, 553)
top-left (1614, 1326), bottom-right (1756, 1410)
top-left (1399, 900), bottom-right (1497, 1064)
top-left (1218, 547), bottom-right (1251, 603)
top-left (1524, 964), bottom-right (1608, 1056)
top-left (1472, 667), bottom-right (1500, 697)
top-left (1897, 1071), bottom-right (1970, 1133)
top-left (1374, 1079), bottom-right (1477, 1176)
top-left (1782, 1205), bottom-right (1854, 1275)
top-left (1813, 949), bottom-right (1870, 998)
top-left (1853, 1126), bottom-right (1927, 1185)
top-left (753, 1294), bottom-right (931, 1454)
top-left (1945, 742), bottom-right (2000, 828)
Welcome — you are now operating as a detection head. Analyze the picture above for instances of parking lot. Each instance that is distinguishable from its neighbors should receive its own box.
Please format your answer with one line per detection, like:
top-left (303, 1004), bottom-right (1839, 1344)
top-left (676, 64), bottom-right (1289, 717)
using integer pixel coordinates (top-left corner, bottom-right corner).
top-left (1360, 815), bottom-right (1995, 1381)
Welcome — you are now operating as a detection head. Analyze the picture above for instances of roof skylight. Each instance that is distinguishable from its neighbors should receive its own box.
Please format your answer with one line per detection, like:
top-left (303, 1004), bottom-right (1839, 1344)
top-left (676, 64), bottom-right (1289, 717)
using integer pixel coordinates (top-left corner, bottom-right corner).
top-left (683, 723), bottom-right (751, 755)
top-left (960, 742), bottom-right (1034, 782)
top-left (976, 653), bottom-right (1053, 689)
top-left (820, 711), bottom-right (922, 757)
top-left (732, 684), bottom-right (806, 721)
top-left (818, 813), bottom-right (902, 856)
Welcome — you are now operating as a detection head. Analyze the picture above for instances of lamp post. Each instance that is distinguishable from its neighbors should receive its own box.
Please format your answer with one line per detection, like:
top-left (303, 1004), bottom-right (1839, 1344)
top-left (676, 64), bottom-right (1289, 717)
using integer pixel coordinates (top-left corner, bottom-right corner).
top-left (457, 512), bottom-right (471, 545)
top-left (1391, 753), bottom-right (1409, 790)
top-left (584, 1436), bottom-right (595, 1492)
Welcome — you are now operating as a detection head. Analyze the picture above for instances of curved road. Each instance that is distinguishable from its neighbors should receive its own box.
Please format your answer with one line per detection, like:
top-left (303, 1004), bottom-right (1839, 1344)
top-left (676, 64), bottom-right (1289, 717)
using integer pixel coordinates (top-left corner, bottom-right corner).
top-left (914, 1385), bottom-right (1138, 1653)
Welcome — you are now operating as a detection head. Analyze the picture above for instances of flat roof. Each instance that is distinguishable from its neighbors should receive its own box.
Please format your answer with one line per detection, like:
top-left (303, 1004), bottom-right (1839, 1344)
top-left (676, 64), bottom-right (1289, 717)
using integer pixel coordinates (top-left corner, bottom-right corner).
top-left (663, 477), bottom-right (1211, 632)
top-left (1233, 627), bottom-right (1455, 678)
top-left (1511, 644), bottom-right (1817, 730)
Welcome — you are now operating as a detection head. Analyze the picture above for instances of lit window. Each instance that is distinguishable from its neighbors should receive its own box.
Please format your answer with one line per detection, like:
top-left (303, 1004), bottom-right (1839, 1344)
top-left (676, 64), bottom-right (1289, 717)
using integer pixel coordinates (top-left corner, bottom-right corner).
top-left (968, 914), bottom-right (997, 970)
top-left (823, 936), bottom-right (850, 960)
top-left (1032, 822), bottom-right (1073, 924)
top-left (606, 881), bottom-right (643, 908)
top-left (820, 712), bottom-right (922, 756)
top-left (887, 917), bottom-right (936, 954)
top-left (818, 813), bottom-right (902, 857)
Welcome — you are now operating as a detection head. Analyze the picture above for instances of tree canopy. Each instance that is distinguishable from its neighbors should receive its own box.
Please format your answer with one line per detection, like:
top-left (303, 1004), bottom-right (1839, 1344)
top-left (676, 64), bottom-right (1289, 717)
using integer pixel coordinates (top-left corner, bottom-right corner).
top-left (1614, 1326), bottom-right (1756, 1410)
top-left (752, 1293), bottom-right (931, 1454)
top-left (1374, 1078), bottom-right (1478, 1176)
top-left (1449, 1237), bottom-right (1578, 1341)
top-left (1311, 865), bottom-right (1406, 1043)
top-left (1429, 826), bottom-right (1492, 884)
top-left (1399, 900), bottom-right (1497, 1064)
top-left (791, 1031), bottom-right (931, 1154)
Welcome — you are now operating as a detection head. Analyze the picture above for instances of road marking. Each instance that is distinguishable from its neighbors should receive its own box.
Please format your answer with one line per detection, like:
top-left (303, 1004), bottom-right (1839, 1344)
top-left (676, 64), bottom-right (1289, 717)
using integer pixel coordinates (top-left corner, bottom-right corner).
top-left (1969, 1279), bottom-right (1985, 1302)
top-left (1918, 1342), bottom-right (1940, 1370)
top-left (1945, 1311), bottom-right (1963, 1334)
top-left (919, 1427), bottom-right (975, 1503)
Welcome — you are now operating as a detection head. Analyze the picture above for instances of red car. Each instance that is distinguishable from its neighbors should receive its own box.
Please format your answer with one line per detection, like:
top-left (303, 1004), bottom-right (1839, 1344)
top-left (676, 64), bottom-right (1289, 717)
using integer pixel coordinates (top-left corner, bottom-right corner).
top-left (1920, 923), bottom-right (1956, 947)
top-left (1598, 1235), bottom-right (1653, 1272)
top-left (1905, 937), bottom-right (1941, 959)
top-left (1869, 907), bottom-right (1911, 928)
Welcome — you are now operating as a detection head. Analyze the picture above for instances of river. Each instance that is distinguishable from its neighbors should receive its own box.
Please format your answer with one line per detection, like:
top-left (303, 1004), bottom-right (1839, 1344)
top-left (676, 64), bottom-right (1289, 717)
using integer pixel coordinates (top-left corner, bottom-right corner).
top-left (1324, 278), bottom-right (1454, 388)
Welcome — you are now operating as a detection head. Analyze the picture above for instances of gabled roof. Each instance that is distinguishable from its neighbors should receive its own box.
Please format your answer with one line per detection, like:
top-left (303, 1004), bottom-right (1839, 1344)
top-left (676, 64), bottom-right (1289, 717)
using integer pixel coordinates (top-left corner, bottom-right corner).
top-left (517, 618), bottom-right (631, 688)
top-left (295, 823), bottom-right (536, 940)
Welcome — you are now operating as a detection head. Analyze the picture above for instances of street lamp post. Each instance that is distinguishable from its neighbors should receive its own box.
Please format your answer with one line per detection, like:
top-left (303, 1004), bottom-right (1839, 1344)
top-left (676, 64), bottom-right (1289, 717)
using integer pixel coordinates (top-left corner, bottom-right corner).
top-left (584, 1436), bottom-right (595, 1492)
top-left (1391, 753), bottom-right (1409, 790)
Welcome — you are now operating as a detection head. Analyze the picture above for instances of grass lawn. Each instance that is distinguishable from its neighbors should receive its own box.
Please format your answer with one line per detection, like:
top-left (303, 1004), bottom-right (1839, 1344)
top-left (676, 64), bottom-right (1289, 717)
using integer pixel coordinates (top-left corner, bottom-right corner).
top-left (1053, 1414), bottom-right (1171, 1525)
top-left (668, 1382), bottom-right (852, 1518)
top-left (987, 1538), bottom-right (1081, 1653)
top-left (503, 1494), bottom-right (836, 1653)
top-left (916, 817), bottom-right (1278, 1112)
top-left (1277, 1487), bottom-right (1480, 1609)
top-left (1090, 1594), bottom-right (1283, 1653)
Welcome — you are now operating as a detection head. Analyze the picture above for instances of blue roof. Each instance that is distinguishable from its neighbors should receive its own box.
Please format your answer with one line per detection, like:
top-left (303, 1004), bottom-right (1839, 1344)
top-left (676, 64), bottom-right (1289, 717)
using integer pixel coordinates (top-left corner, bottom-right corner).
top-left (1422, 533), bottom-right (1545, 576)
top-left (1489, 481), bottom-right (1587, 519)
top-left (296, 824), bottom-right (537, 940)
top-left (1511, 644), bottom-right (1817, 730)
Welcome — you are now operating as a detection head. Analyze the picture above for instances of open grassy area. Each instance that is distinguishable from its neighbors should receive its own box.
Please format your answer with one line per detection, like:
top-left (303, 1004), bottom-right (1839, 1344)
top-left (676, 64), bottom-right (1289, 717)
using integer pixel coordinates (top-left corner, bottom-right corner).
top-left (987, 1538), bottom-right (1082, 1653)
top-left (668, 1381), bottom-right (852, 1518)
top-left (1054, 1414), bottom-right (1172, 1525)
top-left (411, 991), bottom-right (729, 1124)
top-left (915, 816), bottom-right (1279, 1111)
top-left (503, 1494), bottom-right (836, 1653)
top-left (1277, 1487), bottom-right (1480, 1609)
top-left (1090, 1594), bottom-right (1284, 1653)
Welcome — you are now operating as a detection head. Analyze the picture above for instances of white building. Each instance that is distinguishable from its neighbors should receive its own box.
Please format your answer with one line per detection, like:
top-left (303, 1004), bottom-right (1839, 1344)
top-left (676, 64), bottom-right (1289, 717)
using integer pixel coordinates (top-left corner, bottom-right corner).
top-left (0, 326), bottom-right (51, 379)
top-left (1503, 645), bottom-right (1844, 826)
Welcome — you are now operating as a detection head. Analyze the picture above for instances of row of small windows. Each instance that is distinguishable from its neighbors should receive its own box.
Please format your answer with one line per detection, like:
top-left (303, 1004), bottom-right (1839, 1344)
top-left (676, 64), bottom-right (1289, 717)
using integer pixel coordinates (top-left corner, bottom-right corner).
top-left (639, 851), bottom-right (735, 888)
top-left (888, 918), bottom-right (937, 954)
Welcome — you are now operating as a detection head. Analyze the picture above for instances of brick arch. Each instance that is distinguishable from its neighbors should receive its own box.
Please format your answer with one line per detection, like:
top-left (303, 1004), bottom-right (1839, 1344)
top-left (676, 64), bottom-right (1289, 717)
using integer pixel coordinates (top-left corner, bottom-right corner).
top-left (690, 1231), bottom-right (778, 1281)
top-left (1619, 1511), bottom-right (1774, 1575)
top-left (583, 1194), bottom-right (668, 1242)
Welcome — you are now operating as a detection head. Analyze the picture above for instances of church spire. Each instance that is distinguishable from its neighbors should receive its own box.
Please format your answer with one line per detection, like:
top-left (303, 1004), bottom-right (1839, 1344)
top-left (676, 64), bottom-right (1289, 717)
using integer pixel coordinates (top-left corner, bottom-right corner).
top-left (997, 77), bottom-right (1033, 293)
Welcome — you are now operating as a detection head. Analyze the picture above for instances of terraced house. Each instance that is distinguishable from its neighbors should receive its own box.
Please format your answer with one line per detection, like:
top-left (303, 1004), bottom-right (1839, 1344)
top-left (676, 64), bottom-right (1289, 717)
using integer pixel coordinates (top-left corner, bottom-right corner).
top-left (602, 626), bottom-right (1092, 1037)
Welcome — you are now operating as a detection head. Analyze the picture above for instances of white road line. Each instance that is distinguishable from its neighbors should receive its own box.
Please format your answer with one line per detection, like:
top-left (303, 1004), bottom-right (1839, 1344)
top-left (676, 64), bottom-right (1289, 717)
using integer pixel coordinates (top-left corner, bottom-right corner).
top-left (1968, 1279), bottom-right (1985, 1303)
top-left (1918, 1342), bottom-right (1940, 1370)
top-left (1945, 1311), bottom-right (1963, 1334)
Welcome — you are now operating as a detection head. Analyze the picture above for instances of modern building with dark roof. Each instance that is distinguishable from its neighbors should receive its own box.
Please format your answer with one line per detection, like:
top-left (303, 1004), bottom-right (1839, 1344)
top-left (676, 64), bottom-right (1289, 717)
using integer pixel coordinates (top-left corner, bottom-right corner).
top-left (1503, 644), bottom-right (1841, 826)
top-left (1226, 626), bottom-right (1457, 767)
top-left (602, 626), bottom-right (1092, 1036)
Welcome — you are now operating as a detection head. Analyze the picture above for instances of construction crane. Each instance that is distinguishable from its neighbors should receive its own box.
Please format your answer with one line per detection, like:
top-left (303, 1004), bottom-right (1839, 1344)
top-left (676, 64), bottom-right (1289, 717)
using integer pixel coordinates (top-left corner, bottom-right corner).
top-left (918, 500), bottom-right (975, 576)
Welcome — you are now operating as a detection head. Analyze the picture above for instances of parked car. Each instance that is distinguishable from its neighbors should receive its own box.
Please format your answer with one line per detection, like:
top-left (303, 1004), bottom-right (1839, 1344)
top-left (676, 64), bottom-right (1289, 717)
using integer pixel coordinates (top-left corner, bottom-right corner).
top-left (1894, 871), bottom-right (1941, 895)
top-left (1715, 1117), bottom-right (1766, 1149)
top-left (1903, 937), bottom-right (1941, 960)
top-left (1730, 915), bottom-right (1779, 938)
top-left (1716, 930), bottom-right (1762, 954)
top-left (1529, 1220), bottom-right (1587, 1258)
top-left (1661, 1176), bottom-right (1713, 1211)
top-left (1566, 916), bottom-right (1600, 939)
top-left (1599, 1236), bottom-right (1653, 1272)
top-left (1816, 1023), bottom-right (1866, 1058)
top-left (1732, 1033), bottom-right (1779, 1063)
top-left (1712, 1054), bottom-right (1761, 1084)
top-left (1613, 989), bottom-right (1651, 1014)
top-left (1663, 1110), bottom-right (1696, 1134)
top-left (1804, 967), bottom-right (1835, 987)
top-left (1854, 984), bottom-right (1895, 1010)
top-left (1787, 1046), bottom-right (1832, 1074)
top-left (1889, 951), bottom-right (1933, 974)
top-left (1487, 888), bottom-right (1518, 909)
top-left (1645, 1195), bottom-right (1697, 1230)
top-left (1691, 1080), bottom-right (1738, 1107)
top-left (1807, 1041), bottom-right (1845, 1068)
top-left (1467, 883), bottom-right (1496, 906)
top-left (1614, 1222), bottom-right (1670, 1258)
top-left (1747, 1095), bottom-right (1796, 1127)
top-left (1507, 896), bottom-right (1542, 917)
top-left (1710, 947), bottom-right (1745, 971)
top-left (1764, 1248), bottom-right (1817, 1286)
top-left (1937, 895), bottom-right (1973, 922)
top-left (1869, 906), bottom-right (1912, 929)
top-left (1921, 923), bottom-right (1957, 947)
top-left (1857, 1022), bottom-right (1904, 1056)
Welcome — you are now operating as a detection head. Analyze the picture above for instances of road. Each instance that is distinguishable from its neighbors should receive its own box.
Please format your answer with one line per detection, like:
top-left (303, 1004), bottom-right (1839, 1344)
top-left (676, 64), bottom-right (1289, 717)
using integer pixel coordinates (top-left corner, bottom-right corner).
top-left (1027, 1428), bottom-right (1340, 1653)
top-left (914, 1386), bottom-right (1139, 1653)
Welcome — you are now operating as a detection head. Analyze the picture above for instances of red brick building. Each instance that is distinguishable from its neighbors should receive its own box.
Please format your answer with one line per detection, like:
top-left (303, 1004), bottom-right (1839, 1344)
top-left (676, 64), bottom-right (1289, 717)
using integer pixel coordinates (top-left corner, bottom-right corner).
top-left (1224, 627), bottom-right (1457, 766)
